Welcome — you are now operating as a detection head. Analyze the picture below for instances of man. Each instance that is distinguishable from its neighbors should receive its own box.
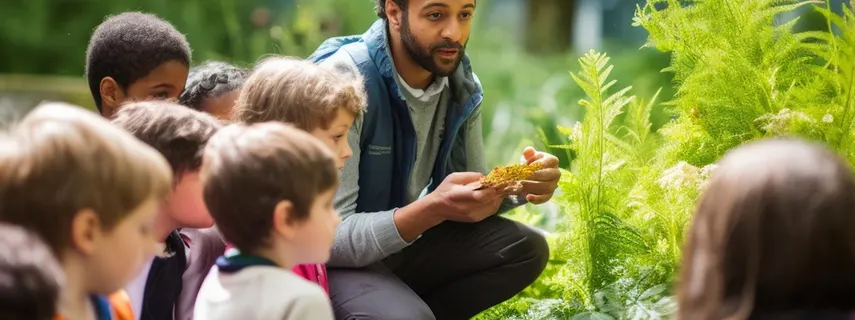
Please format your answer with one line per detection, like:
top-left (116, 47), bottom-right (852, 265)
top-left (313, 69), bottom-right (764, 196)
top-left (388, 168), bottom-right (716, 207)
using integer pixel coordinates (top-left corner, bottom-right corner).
top-left (308, 0), bottom-right (560, 319)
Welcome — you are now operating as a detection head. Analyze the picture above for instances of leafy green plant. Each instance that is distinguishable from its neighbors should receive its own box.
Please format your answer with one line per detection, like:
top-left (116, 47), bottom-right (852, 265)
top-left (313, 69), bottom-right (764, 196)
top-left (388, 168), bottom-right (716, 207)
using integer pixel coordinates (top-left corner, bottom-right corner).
top-left (632, 0), bottom-right (855, 165)
top-left (559, 51), bottom-right (649, 306)
top-left (483, 0), bottom-right (855, 318)
top-left (477, 50), bottom-right (673, 320)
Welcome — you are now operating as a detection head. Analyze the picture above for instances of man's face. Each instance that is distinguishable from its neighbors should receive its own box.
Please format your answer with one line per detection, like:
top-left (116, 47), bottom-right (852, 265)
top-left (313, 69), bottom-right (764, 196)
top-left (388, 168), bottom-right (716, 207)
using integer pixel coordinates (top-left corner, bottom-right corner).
top-left (398, 0), bottom-right (475, 77)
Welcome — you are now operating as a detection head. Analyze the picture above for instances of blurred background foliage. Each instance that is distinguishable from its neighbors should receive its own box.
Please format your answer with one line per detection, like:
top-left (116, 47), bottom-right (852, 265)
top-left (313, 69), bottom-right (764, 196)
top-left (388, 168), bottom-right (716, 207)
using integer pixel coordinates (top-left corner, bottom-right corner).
top-left (0, 0), bottom-right (674, 175)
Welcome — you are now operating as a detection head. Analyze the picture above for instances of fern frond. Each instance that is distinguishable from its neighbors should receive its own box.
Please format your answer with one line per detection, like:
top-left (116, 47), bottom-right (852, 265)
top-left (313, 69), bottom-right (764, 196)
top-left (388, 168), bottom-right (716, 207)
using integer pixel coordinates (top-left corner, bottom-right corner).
top-left (606, 134), bottom-right (635, 159)
top-left (555, 50), bottom-right (664, 311)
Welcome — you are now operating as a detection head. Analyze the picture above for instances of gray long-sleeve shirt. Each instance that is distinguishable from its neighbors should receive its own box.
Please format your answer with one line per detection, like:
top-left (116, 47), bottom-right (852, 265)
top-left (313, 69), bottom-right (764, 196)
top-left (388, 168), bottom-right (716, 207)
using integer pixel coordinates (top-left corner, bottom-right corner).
top-left (319, 50), bottom-right (520, 268)
top-left (319, 50), bottom-right (477, 267)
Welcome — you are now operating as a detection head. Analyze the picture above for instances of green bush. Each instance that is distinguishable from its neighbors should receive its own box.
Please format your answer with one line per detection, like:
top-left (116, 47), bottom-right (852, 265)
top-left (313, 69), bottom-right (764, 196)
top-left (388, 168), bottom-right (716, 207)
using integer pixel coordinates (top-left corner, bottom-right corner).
top-left (480, 0), bottom-right (855, 318)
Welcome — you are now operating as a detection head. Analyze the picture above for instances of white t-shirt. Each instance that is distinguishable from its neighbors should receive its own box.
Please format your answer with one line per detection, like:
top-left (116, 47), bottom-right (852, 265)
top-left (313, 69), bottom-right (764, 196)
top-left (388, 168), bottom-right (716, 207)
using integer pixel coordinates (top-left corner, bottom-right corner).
top-left (194, 266), bottom-right (333, 320)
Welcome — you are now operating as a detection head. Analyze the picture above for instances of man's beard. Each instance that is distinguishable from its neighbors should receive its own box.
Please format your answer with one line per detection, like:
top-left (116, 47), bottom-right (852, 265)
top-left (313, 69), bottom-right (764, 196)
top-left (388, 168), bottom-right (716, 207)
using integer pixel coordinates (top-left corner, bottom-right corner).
top-left (399, 16), bottom-right (465, 77)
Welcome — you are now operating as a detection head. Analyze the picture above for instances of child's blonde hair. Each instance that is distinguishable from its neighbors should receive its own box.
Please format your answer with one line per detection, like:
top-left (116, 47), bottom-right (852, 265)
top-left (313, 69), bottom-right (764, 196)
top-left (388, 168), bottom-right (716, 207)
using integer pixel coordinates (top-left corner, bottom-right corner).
top-left (233, 56), bottom-right (365, 129)
top-left (0, 102), bottom-right (172, 257)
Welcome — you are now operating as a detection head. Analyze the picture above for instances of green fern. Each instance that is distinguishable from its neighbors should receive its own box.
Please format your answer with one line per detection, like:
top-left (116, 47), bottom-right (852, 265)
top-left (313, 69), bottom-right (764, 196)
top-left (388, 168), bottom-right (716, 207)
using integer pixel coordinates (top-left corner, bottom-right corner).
top-left (476, 51), bottom-right (667, 320)
top-left (634, 0), bottom-right (824, 165)
top-left (556, 51), bottom-right (652, 308)
top-left (798, 1), bottom-right (855, 162)
top-left (622, 0), bottom-right (855, 313)
top-left (629, 0), bottom-right (855, 241)
top-left (484, 1), bottom-right (855, 318)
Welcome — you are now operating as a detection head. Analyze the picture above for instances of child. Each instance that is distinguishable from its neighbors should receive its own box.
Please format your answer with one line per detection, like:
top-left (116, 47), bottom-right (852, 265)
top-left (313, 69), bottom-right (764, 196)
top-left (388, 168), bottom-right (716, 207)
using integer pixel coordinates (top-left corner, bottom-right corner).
top-left (0, 222), bottom-right (65, 320)
top-left (231, 56), bottom-right (366, 294)
top-left (0, 102), bottom-right (172, 320)
top-left (178, 61), bottom-right (247, 121)
top-left (195, 122), bottom-right (340, 320)
top-left (86, 12), bottom-right (191, 118)
top-left (679, 138), bottom-right (855, 320)
top-left (109, 101), bottom-right (223, 320)
top-left (234, 56), bottom-right (364, 170)
top-left (179, 59), bottom-right (342, 295)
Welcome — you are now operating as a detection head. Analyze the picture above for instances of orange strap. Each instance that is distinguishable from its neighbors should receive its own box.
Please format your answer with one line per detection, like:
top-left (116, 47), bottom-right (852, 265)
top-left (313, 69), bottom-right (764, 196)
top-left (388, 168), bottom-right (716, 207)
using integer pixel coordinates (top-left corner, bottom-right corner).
top-left (53, 291), bottom-right (135, 320)
top-left (108, 290), bottom-right (135, 320)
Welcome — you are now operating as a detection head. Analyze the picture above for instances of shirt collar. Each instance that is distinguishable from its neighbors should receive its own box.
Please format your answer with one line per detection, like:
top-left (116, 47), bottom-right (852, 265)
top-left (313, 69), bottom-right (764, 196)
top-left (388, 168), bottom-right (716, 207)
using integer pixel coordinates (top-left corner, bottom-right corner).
top-left (396, 73), bottom-right (448, 102)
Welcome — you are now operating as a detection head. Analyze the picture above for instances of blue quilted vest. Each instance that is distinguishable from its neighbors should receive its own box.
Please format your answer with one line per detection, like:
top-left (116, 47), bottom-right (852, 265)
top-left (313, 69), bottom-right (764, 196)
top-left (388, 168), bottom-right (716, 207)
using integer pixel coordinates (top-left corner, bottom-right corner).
top-left (308, 19), bottom-right (484, 212)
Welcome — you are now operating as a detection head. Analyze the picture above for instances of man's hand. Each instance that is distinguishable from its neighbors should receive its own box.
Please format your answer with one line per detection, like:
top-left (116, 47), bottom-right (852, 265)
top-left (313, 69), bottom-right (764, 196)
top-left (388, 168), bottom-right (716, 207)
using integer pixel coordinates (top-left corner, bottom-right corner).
top-left (394, 172), bottom-right (511, 241)
top-left (430, 172), bottom-right (508, 223)
top-left (518, 146), bottom-right (561, 204)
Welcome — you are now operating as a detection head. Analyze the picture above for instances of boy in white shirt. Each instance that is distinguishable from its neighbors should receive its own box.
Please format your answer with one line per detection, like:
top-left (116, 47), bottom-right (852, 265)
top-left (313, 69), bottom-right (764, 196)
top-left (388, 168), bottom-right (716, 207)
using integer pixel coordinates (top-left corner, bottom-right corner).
top-left (194, 122), bottom-right (340, 320)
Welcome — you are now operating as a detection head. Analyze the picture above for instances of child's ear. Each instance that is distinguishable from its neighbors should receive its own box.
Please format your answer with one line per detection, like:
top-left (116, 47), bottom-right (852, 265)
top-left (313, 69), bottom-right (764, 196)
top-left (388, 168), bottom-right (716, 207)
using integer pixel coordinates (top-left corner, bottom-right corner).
top-left (99, 77), bottom-right (124, 117)
top-left (70, 209), bottom-right (102, 255)
top-left (386, 1), bottom-right (403, 31)
top-left (272, 200), bottom-right (297, 239)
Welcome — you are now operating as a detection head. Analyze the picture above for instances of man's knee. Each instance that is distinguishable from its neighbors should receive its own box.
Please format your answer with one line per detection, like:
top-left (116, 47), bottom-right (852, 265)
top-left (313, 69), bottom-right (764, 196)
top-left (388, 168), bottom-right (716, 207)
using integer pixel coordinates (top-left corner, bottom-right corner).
top-left (329, 265), bottom-right (436, 320)
top-left (335, 294), bottom-right (435, 320)
top-left (503, 223), bottom-right (550, 284)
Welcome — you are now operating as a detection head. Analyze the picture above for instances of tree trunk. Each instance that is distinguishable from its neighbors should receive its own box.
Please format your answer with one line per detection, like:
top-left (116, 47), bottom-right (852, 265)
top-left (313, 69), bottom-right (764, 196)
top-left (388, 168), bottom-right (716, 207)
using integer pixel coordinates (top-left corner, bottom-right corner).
top-left (525, 0), bottom-right (575, 55)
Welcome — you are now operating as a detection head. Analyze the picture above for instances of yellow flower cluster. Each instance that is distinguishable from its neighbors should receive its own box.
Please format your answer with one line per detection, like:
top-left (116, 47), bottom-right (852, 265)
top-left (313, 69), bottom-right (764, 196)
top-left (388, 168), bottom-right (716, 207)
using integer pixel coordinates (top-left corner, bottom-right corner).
top-left (477, 163), bottom-right (543, 190)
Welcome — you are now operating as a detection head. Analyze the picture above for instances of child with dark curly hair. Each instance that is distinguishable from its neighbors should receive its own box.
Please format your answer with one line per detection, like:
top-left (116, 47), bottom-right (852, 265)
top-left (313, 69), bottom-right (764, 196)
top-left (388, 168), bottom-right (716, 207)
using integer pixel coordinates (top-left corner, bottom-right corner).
top-left (85, 12), bottom-right (191, 118)
top-left (179, 61), bottom-right (247, 121)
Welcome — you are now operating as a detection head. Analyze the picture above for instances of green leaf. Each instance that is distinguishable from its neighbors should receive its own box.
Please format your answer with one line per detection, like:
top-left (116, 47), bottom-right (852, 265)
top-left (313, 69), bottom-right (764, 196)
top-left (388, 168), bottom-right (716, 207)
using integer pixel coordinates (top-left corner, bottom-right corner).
top-left (638, 284), bottom-right (669, 300)
top-left (570, 312), bottom-right (617, 320)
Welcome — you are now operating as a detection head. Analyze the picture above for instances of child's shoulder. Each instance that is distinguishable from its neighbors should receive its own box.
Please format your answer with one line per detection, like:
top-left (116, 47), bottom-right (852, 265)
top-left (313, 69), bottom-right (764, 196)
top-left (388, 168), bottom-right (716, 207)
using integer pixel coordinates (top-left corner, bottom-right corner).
top-left (281, 277), bottom-right (332, 320)
top-left (198, 267), bottom-right (331, 320)
top-left (228, 266), bottom-right (324, 296)
top-left (263, 270), bottom-right (331, 320)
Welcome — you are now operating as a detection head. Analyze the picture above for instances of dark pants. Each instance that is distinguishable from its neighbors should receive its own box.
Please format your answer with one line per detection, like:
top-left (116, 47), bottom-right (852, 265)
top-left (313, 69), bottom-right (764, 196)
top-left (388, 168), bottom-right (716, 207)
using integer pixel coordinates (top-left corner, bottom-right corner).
top-left (328, 215), bottom-right (550, 320)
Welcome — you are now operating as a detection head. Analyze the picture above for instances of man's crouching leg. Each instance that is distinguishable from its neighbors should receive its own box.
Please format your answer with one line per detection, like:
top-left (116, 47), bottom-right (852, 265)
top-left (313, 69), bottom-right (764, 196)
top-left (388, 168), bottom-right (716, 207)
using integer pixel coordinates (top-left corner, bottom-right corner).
top-left (328, 263), bottom-right (436, 320)
top-left (384, 215), bottom-right (551, 320)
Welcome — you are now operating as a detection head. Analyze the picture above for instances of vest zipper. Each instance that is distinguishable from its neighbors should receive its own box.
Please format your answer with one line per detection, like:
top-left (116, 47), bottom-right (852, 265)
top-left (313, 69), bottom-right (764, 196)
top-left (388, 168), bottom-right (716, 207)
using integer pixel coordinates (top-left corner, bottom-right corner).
top-left (438, 93), bottom-right (484, 176)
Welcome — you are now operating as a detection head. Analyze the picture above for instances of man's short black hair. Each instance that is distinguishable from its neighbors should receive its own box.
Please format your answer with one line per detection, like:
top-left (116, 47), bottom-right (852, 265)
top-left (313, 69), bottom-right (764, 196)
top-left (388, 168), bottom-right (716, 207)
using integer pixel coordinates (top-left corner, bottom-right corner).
top-left (376, 0), bottom-right (408, 18)
top-left (0, 223), bottom-right (64, 320)
top-left (85, 12), bottom-right (192, 111)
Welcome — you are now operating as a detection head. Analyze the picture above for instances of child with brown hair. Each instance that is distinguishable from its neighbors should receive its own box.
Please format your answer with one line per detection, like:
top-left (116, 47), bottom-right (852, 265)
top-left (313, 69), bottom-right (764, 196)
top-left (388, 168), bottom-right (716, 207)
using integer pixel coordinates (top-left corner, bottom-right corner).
top-left (679, 138), bottom-right (855, 320)
top-left (109, 101), bottom-right (224, 320)
top-left (229, 56), bottom-right (365, 294)
top-left (0, 102), bottom-right (172, 320)
top-left (194, 122), bottom-right (341, 320)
